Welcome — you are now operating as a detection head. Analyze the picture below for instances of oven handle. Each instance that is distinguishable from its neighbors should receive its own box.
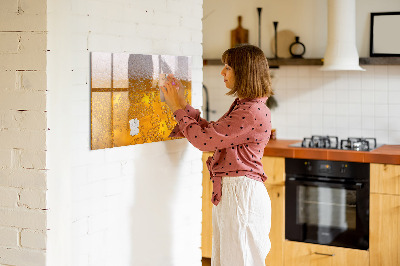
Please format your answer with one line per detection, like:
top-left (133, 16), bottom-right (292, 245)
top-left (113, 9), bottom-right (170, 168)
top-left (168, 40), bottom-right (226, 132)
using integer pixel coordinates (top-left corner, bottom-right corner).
top-left (314, 252), bottom-right (335, 257)
top-left (286, 177), bottom-right (364, 189)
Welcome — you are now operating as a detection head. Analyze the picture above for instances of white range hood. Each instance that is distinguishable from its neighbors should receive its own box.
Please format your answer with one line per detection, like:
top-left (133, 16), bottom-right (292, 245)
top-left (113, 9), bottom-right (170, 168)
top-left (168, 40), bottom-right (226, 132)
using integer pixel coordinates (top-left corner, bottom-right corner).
top-left (320, 0), bottom-right (365, 71)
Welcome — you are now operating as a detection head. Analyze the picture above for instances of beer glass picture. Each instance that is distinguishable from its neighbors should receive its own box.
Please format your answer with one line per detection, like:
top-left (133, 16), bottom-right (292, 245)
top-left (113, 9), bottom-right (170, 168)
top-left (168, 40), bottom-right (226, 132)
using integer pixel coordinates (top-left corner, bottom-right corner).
top-left (90, 52), bottom-right (191, 150)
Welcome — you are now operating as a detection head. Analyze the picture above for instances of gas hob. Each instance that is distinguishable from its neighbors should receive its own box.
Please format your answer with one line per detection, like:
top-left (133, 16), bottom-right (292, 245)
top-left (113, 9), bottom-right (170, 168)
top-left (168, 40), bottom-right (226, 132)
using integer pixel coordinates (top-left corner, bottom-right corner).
top-left (289, 135), bottom-right (382, 151)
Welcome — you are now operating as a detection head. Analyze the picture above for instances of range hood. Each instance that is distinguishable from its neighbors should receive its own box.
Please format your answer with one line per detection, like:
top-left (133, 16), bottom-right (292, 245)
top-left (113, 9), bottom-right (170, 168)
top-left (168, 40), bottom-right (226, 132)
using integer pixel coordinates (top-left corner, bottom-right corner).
top-left (320, 0), bottom-right (365, 71)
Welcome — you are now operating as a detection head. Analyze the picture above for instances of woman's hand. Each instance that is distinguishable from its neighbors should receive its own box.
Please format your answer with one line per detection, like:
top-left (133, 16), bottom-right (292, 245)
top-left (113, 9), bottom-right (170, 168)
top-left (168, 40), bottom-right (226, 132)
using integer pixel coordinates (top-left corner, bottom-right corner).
top-left (161, 74), bottom-right (187, 113)
top-left (174, 76), bottom-right (188, 108)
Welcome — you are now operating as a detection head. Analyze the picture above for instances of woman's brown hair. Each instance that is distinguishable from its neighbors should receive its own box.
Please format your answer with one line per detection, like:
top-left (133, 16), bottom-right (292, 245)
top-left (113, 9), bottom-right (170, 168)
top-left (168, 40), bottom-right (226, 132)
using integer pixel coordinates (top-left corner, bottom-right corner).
top-left (221, 44), bottom-right (273, 99)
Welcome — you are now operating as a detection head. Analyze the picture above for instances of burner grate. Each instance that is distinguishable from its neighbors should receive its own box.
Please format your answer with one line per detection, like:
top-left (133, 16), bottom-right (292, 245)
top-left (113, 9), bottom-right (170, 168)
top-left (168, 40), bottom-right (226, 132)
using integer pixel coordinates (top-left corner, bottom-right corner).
top-left (301, 135), bottom-right (339, 149)
top-left (296, 136), bottom-right (378, 151)
top-left (340, 137), bottom-right (377, 151)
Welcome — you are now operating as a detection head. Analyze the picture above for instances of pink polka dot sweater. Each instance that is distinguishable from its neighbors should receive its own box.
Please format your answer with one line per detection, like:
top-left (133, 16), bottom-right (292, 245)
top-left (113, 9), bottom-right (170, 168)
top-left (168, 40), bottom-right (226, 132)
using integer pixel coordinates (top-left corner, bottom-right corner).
top-left (169, 97), bottom-right (272, 206)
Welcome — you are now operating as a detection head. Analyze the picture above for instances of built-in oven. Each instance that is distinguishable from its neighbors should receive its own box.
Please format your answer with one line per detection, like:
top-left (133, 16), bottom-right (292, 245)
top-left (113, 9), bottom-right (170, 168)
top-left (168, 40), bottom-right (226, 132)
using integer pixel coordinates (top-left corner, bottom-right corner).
top-left (285, 158), bottom-right (369, 250)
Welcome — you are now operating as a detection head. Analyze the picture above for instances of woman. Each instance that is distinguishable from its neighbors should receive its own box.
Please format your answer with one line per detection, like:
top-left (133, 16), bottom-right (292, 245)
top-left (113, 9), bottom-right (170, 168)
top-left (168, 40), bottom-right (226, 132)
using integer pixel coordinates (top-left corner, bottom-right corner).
top-left (161, 44), bottom-right (273, 266)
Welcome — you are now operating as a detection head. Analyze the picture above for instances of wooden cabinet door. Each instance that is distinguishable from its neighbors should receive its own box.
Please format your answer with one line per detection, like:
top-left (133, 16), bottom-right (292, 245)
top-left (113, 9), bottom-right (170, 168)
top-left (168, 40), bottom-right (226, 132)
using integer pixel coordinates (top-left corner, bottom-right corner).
top-left (264, 184), bottom-right (284, 266)
top-left (370, 193), bottom-right (400, 266)
top-left (284, 241), bottom-right (369, 266)
top-left (201, 152), bottom-right (213, 258)
top-left (262, 156), bottom-right (285, 186)
top-left (370, 163), bottom-right (400, 195)
top-left (262, 156), bottom-right (285, 265)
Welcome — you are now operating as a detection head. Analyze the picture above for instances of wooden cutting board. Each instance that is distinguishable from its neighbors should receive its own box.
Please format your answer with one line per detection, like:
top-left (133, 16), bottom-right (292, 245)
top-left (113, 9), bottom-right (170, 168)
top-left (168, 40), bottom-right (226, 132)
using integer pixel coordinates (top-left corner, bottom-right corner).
top-left (231, 16), bottom-right (249, 48)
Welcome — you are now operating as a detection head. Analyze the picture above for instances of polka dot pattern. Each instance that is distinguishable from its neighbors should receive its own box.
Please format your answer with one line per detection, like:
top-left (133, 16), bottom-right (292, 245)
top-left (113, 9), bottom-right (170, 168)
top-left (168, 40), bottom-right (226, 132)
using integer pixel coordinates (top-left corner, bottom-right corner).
top-left (170, 97), bottom-right (272, 206)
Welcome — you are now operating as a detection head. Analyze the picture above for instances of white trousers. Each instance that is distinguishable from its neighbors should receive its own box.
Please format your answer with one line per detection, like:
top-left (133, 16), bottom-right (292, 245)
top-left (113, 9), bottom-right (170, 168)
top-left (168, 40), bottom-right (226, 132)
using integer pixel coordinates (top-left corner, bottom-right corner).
top-left (212, 176), bottom-right (271, 266)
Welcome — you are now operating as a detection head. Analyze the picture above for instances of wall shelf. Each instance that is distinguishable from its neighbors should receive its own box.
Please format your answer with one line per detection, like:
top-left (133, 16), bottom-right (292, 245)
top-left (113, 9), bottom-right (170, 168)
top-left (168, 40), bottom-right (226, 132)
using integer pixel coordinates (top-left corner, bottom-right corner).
top-left (203, 58), bottom-right (323, 67)
top-left (203, 57), bottom-right (400, 67)
top-left (359, 57), bottom-right (400, 65)
top-left (268, 58), bottom-right (323, 67)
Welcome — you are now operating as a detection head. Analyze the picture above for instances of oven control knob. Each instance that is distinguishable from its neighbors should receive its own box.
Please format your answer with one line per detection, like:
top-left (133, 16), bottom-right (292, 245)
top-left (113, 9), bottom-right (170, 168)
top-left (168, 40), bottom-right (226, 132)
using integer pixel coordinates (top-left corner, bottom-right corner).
top-left (340, 164), bottom-right (347, 174)
top-left (304, 161), bottom-right (312, 171)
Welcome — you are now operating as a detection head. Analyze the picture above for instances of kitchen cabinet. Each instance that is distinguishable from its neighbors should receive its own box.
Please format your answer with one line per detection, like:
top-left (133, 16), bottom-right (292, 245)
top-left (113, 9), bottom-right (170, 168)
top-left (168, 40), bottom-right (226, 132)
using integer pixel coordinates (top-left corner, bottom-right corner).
top-left (370, 163), bottom-right (400, 195)
top-left (264, 184), bottom-right (284, 266)
top-left (261, 156), bottom-right (285, 186)
top-left (202, 150), bottom-right (400, 265)
top-left (201, 152), bottom-right (213, 258)
top-left (284, 241), bottom-right (369, 266)
top-left (261, 141), bottom-right (400, 266)
top-left (201, 154), bottom-right (286, 266)
top-left (261, 156), bottom-right (285, 266)
top-left (370, 163), bottom-right (400, 266)
top-left (370, 193), bottom-right (400, 266)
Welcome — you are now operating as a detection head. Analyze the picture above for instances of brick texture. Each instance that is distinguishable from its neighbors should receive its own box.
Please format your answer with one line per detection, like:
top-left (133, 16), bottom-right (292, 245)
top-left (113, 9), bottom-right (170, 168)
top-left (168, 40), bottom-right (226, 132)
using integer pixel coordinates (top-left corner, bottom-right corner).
top-left (0, 0), bottom-right (47, 264)
top-left (21, 229), bottom-right (47, 250)
top-left (0, 247), bottom-right (46, 266)
top-left (19, 189), bottom-right (47, 209)
top-left (0, 187), bottom-right (19, 208)
top-left (0, 208), bottom-right (47, 230)
top-left (0, 227), bottom-right (19, 247)
top-left (3, 0), bottom-right (204, 265)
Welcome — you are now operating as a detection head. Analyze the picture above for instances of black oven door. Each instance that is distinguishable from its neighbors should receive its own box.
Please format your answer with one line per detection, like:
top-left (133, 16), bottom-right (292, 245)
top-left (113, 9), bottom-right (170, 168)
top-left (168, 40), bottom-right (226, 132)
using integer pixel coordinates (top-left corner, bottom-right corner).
top-left (285, 177), bottom-right (369, 250)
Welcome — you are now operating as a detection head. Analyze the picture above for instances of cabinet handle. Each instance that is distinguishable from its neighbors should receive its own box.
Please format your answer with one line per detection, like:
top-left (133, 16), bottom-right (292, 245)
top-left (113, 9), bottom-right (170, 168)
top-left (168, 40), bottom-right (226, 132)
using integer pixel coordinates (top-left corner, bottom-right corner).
top-left (314, 252), bottom-right (335, 257)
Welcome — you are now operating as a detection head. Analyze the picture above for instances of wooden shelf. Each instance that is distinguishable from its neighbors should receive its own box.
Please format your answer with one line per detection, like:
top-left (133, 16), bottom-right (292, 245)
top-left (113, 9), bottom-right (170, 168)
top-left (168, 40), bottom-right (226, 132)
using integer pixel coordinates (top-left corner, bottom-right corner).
top-left (359, 57), bottom-right (400, 65)
top-left (202, 59), bottom-right (223, 66)
top-left (203, 57), bottom-right (400, 67)
top-left (268, 58), bottom-right (322, 67)
top-left (203, 58), bottom-right (323, 67)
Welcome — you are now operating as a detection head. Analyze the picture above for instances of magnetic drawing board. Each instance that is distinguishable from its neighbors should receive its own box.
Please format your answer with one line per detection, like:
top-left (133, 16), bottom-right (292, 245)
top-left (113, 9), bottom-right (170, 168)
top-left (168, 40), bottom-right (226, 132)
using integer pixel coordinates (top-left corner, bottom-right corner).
top-left (90, 52), bottom-right (192, 150)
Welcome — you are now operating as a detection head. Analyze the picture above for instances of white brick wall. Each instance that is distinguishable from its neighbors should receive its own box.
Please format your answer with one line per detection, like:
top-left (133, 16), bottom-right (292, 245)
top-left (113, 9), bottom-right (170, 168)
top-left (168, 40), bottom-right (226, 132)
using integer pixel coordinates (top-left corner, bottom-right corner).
top-left (3, 0), bottom-right (204, 265)
top-left (0, 248), bottom-right (46, 266)
top-left (0, 227), bottom-right (19, 247)
top-left (47, 1), bottom-right (203, 266)
top-left (21, 229), bottom-right (47, 250)
top-left (0, 187), bottom-right (19, 208)
top-left (0, 0), bottom-right (48, 265)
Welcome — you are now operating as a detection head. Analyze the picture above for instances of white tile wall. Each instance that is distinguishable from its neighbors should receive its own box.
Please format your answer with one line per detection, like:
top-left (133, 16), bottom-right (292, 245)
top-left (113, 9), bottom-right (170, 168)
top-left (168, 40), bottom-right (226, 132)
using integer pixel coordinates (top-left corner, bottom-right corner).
top-left (272, 65), bottom-right (400, 144)
top-left (203, 65), bottom-right (400, 144)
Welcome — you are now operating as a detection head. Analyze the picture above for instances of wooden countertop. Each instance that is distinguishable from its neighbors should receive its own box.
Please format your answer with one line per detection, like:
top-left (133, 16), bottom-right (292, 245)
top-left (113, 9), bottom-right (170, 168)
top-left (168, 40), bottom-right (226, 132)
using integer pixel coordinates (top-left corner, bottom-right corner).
top-left (263, 139), bottom-right (400, 165)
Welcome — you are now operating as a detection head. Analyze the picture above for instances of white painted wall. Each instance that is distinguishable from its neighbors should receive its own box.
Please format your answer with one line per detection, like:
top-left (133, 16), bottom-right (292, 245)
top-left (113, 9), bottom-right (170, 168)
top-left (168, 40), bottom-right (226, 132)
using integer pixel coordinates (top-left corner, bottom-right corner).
top-left (204, 0), bottom-right (400, 58)
top-left (203, 0), bottom-right (400, 144)
top-left (0, 0), bottom-right (48, 265)
top-left (46, 1), bottom-right (203, 266)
